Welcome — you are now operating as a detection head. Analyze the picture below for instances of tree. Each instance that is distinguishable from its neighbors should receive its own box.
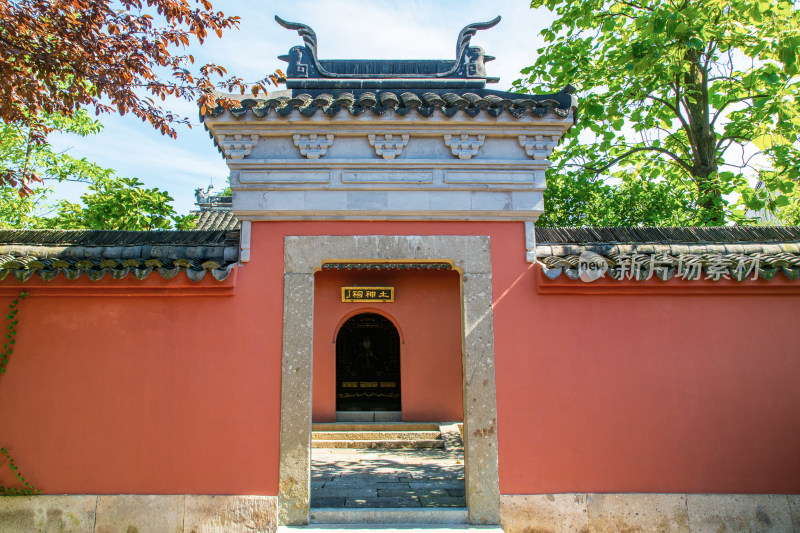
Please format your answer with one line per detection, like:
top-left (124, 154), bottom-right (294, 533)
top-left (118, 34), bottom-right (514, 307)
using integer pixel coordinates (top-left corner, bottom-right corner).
top-left (0, 111), bottom-right (195, 230)
top-left (46, 175), bottom-right (196, 230)
top-left (517, 0), bottom-right (800, 226)
top-left (744, 169), bottom-right (800, 225)
top-left (0, 0), bottom-right (280, 195)
top-left (0, 111), bottom-right (115, 227)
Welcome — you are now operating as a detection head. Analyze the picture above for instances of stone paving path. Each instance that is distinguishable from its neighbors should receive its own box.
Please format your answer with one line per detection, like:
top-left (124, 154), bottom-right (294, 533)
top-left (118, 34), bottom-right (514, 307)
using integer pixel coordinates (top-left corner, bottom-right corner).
top-left (311, 424), bottom-right (465, 509)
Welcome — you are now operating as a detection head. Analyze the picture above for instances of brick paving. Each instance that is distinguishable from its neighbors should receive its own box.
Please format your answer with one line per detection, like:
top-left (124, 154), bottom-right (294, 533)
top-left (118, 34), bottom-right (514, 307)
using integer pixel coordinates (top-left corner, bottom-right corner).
top-left (311, 424), bottom-right (465, 509)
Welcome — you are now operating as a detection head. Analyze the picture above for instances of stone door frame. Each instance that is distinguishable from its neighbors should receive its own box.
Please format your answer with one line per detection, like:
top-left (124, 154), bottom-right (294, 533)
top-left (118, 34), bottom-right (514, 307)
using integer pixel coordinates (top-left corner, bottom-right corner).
top-left (278, 235), bottom-right (501, 526)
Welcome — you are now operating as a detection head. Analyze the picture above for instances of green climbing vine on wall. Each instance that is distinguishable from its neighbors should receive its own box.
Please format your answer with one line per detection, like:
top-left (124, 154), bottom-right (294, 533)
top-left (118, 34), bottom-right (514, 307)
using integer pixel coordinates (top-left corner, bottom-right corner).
top-left (0, 291), bottom-right (39, 496)
top-left (1, 291), bottom-right (27, 374)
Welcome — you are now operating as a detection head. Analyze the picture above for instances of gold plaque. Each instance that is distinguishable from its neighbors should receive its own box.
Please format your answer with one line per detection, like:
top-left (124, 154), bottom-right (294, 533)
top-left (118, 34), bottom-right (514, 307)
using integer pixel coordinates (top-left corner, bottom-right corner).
top-left (380, 382), bottom-right (397, 388)
top-left (341, 287), bottom-right (394, 303)
top-left (360, 382), bottom-right (378, 388)
top-left (341, 382), bottom-right (358, 388)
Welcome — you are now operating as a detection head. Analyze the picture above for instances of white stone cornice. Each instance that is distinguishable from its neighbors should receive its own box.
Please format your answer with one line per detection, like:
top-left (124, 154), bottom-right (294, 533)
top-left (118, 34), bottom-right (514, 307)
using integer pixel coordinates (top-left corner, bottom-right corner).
top-left (292, 133), bottom-right (334, 159)
top-left (368, 133), bottom-right (409, 159)
top-left (443, 133), bottom-right (485, 159)
top-left (218, 133), bottom-right (259, 159)
top-left (518, 134), bottom-right (561, 160)
top-left (227, 158), bottom-right (551, 171)
top-left (208, 107), bottom-right (573, 221)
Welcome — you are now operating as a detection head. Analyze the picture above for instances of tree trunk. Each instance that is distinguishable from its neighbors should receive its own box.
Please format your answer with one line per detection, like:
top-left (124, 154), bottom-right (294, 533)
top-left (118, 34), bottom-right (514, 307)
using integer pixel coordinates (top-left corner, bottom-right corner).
top-left (683, 48), bottom-right (724, 225)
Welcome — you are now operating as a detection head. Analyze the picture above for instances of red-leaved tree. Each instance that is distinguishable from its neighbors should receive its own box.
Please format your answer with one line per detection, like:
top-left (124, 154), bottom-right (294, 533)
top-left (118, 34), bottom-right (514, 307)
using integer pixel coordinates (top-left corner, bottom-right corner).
top-left (0, 0), bottom-right (280, 195)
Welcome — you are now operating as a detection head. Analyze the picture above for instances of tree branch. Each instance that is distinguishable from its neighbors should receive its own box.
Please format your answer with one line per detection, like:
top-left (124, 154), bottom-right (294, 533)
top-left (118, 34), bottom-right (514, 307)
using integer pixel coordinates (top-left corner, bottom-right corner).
top-left (645, 94), bottom-right (691, 131)
top-left (585, 146), bottom-right (694, 175)
top-left (715, 134), bottom-right (752, 151)
top-left (655, 126), bottom-right (691, 155)
top-left (672, 74), bottom-right (697, 150)
top-left (710, 94), bottom-right (768, 126)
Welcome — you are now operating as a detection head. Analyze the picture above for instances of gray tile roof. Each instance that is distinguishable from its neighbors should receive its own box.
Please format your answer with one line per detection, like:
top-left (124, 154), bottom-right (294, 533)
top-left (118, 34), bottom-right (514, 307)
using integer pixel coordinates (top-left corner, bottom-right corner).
top-left (204, 89), bottom-right (573, 120)
top-left (535, 226), bottom-right (800, 282)
top-left (4, 225), bottom-right (797, 284)
top-left (535, 225), bottom-right (800, 244)
top-left (0, 230), bottom-right (239, 282)
top-left (195, 210), bottom-right (239, 231)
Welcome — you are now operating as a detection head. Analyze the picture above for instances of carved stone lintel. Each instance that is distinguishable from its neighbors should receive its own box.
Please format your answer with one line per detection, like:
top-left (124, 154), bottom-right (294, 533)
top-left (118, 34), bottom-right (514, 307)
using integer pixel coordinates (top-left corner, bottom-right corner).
top-left (218, 134), bottom-right (259, 159)
top-left (368, 133), bottom-right (410, 159)
top-left (293, 134), bottom-right (334, 159)
top-left (444, 134), bottom-right (485, 160)
top-left (518, 134), bottom-right (561, 159)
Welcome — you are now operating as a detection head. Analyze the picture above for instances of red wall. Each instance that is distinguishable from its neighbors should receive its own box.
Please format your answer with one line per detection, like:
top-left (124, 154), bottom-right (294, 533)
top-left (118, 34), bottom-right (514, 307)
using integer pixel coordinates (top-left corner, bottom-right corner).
top-left (0, 269), bottom-right (283, 495)
top-left (485, 226), bottom-right (800, 495)
top-left (312, 269), bottom-right (463, 422)
top-left (1, 220), bottom-right (799, 495)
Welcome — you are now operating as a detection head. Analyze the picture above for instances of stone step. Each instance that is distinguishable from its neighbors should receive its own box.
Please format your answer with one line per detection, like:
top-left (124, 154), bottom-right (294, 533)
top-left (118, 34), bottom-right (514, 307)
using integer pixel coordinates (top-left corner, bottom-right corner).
top-left (312, 439), bottom-right (444, 449)
top-left (312, 422), bottom-right (441, 432)
top-left (307, 507), bottom-right (470, 525)
top-left (313, 431), bottom-right (442, 440)
top-left (312, 422), bottom-right (448, 449)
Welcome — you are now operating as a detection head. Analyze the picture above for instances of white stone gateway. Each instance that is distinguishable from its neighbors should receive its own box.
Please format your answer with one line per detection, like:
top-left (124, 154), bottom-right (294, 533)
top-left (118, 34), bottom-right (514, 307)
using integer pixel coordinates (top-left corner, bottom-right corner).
top-left (201, 14), bottom-right (578, 528)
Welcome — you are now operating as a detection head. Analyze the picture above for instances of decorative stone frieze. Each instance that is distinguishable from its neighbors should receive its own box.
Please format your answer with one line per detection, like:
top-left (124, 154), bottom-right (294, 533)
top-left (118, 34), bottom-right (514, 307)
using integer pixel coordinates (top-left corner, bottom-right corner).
top-left (368, 133), bottom-right (409, 159)
top-left (292, 133), bottom-right (334, 159)
top-left (443, 133), bottom-right (485, 159)
top-left (205, 116), bottom-right (565, 221)
top-left (518, 134), bottom-right (561, 160)
top-left (218, 133), bottom-right (259, 159)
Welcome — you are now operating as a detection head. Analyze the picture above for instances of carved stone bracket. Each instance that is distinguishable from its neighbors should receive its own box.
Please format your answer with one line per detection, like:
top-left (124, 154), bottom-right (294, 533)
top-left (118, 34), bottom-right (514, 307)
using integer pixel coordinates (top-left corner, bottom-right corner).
top-left (444, 134), bottom-right (485, 159)
top-left (293, 134), bottom-right (334, 159)
top-left (518, 134), bottom-right (561, 159)
top-left (368, 134), bottom-right (409, 159)
top-left (218, 134), bottom-right (260, 159)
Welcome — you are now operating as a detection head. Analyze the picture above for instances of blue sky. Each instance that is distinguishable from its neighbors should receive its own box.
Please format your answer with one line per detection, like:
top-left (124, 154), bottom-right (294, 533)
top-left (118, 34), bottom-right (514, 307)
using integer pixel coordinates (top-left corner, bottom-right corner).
top-left (48, 0), bottom-right (556, 214)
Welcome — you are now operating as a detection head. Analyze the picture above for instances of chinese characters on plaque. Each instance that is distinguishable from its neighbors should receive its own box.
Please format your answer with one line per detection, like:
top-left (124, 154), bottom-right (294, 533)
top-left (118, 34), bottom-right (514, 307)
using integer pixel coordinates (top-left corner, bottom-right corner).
top-left (341, 286), bottom-right (394, 302)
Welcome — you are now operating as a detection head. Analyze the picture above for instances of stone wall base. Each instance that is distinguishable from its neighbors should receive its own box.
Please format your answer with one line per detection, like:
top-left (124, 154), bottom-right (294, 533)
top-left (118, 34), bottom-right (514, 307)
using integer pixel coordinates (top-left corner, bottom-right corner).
top-left (0, 495), bottom-right (278, 533)
top-left (501, 493), bottom-right (800, 533)
top-left (2, 493), bottom-right (799, 532)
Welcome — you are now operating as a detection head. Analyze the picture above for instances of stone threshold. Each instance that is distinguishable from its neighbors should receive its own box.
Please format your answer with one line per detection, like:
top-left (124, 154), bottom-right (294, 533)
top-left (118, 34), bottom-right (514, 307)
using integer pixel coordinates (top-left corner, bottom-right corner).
top-left (309, 507), bottom-right (468, 525)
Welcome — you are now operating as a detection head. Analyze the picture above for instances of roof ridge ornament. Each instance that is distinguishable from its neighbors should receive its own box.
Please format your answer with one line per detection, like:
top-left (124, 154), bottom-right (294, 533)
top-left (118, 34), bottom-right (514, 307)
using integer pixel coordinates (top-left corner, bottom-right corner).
top-left (274, 15), bottom-right (501, 88)
top-left (454, 16), bottom-right (501, 66)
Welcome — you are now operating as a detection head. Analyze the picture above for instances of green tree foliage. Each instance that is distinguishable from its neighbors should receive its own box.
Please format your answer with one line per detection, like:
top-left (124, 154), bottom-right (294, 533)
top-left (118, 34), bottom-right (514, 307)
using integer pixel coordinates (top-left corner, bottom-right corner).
top-left (47, 176), bottom-right (196, 231)
top-left (221, 175), bottom-right (232, 196)
top-left (517, 0), bottom-right (800, 226)
top-left (0, 112), bottom-right (196, 230)
top-left (0, 112), bottom-right (113, 227)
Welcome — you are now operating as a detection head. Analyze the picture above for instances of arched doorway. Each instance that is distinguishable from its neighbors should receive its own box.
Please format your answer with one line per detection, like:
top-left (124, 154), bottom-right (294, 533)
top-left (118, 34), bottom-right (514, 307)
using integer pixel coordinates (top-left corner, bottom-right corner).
top-left (335, 313), bottom-right (401, 412)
